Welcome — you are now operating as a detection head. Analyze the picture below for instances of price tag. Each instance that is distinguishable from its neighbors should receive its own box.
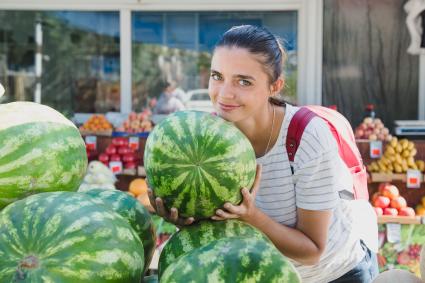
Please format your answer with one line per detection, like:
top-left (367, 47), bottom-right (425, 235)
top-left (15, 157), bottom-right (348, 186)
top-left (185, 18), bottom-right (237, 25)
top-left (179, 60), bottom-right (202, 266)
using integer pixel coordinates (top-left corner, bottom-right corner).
top-left (129, 136), bottom-right (139, 150)
top-left (85, 135), bottom-right (97, 151)
top-left (369, 141), bottom-right (382, 158)
top-left (386, 223), bottom-right (401, 243)
top-left (406, 169), bottom-right (421, 188)
top-left (109, 161), bottom-right (123, 174)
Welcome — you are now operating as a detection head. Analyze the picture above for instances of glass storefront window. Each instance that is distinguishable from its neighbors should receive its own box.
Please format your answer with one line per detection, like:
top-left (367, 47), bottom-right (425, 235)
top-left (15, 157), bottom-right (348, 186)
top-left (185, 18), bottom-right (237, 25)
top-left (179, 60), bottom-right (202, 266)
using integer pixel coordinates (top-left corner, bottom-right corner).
top-left (0, 11), bottom-right (120, 118)
top-left (131, 11), bottom-right (298, 114)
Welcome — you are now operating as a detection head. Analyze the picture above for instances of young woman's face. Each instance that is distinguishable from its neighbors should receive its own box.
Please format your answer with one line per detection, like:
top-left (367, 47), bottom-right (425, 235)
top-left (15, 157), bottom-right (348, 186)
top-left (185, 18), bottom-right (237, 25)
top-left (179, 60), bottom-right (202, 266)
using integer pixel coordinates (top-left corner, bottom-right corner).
top-left (208, 47), bottom-right (272, 122)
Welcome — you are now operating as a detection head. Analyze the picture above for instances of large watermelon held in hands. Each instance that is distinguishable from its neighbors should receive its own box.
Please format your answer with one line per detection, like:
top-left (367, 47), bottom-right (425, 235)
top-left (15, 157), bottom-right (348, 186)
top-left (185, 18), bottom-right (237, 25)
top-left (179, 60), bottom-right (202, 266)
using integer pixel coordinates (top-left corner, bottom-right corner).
top-left (84, 189), bottom-right (156, 274)
top-left (160, 236), bottom-right (301, 283)
top-left (144, 110), bottom-right (256, 219)
top-left (0, 102), bottom-right (87, 209)
top-left (158, 219), bottom-right (268, 277)
top-left (0, 192), bottom-right (144, 283)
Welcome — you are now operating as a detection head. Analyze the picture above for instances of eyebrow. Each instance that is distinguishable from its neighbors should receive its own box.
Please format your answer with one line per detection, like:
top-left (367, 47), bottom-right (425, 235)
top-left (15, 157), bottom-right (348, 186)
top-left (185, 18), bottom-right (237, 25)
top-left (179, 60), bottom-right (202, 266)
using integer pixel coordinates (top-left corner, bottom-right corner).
top-left (211, 69), bottom-right (256, 81)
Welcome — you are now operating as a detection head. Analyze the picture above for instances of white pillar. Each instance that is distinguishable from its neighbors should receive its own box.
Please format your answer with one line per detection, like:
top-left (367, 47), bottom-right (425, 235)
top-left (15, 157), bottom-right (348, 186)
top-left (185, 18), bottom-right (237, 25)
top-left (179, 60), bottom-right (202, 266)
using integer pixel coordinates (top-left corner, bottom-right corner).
top-left (120, 9), bottom-right (132, 114)
top-left (419, 55), bottom-right (425, 120)
top-left (34, 18), bottom-right (42, 103)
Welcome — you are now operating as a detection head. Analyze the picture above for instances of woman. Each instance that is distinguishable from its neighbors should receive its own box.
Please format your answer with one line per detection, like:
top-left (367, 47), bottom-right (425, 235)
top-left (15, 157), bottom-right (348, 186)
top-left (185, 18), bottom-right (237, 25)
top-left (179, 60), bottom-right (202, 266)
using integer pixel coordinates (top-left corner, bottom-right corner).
top-left (150, 25), bottom-right (378, 283)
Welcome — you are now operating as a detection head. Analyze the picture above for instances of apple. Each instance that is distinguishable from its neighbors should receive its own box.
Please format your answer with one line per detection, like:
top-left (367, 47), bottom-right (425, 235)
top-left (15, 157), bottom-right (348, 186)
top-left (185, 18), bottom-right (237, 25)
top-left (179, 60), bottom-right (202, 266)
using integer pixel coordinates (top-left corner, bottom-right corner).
top-left (383, 207), bottom-right (398, 216)
top-left (373, 207), bottom-right (383, 216)
top-left (390, 196), bottom-right (407, 210)
top-left (105, 145), bottom-right (117, 155)
top-left (398, 207), bottom-right (415, 217)
top-left (118, 146), bottom-right (132, 155)
top-left (110, 154), bottom-right (121, 162)
top-left (112, 138), bottom-right (126, 147)
top-left (122, 153), bottom-right (137, 163)
top-left (371, 192), bottom-right (380, 204)
top-left (98, 153), bottom-right (109, 163)
top-left (374, 196), bottom-right (390, 209)
top-left (124, 161), bottom-right (137, 169)
top-left (381, 184), bottom-right (399, 200)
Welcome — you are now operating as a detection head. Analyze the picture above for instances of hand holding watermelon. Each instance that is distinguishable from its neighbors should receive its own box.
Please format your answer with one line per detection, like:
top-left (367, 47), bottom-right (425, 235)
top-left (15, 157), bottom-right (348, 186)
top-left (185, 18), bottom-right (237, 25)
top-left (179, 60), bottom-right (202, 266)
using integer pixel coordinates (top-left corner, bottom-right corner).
top-left (212, 164), bottom-right (262, 222)
top-left (148, 188), bottom-right (195, 227)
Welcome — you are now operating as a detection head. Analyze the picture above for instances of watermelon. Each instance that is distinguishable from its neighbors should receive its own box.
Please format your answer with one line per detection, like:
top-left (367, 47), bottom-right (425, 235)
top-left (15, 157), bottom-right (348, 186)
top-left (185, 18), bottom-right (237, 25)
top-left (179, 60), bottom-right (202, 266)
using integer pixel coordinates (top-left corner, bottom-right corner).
top-left (160, 237), bottom-right (301, 283)
top-left (0, 102), bottom-right (87, 209)
top-left (144, 111), bottom-right (256, 218)
top-left (0, 192), bottom-right (144, 283)
top-left (158, 219), bottom-right (268, 277)
top-left (84, 189), bottom-right (156, 273)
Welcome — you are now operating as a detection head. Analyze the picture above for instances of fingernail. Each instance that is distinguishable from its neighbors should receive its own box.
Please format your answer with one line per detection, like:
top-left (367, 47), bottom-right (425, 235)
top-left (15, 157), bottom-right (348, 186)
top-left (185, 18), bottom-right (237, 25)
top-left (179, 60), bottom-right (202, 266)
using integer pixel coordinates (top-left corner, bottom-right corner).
top-left (224, 204), bottom-right (230, 209)
top-left (217, 209), bottom-right (222, 214)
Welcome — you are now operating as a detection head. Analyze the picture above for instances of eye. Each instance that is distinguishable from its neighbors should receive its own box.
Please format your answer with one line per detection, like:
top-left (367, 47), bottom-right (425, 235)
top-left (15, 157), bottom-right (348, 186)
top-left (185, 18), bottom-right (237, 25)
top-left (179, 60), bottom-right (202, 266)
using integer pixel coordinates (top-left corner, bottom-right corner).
top-left (238, 79), bottom-right (252, 86)
top-left (211, 73), bottom-right (222, 81)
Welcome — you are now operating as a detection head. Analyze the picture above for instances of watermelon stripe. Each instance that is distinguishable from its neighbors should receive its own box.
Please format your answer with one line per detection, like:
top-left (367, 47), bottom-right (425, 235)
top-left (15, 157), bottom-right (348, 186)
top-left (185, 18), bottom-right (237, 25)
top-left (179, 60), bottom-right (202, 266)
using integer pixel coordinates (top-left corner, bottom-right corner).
top-left (161, 237), bottom-right (300, 283)
top-left (0, 119), bottom-right (87, 209)
top-left (145, 111), bottom-right (256, 218)
top-left (84, 189), bottom-right (156, 274)
top-left (158, 220), bottom-right (270, 277)
top-left (0, 192), bottom-right (144, 282)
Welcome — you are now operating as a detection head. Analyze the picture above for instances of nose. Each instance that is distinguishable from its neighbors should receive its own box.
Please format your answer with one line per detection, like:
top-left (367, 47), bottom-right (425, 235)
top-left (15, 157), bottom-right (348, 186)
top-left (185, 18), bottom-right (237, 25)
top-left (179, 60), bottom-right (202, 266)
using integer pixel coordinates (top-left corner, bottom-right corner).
top-left (218, 83), bottom-right (235, 100)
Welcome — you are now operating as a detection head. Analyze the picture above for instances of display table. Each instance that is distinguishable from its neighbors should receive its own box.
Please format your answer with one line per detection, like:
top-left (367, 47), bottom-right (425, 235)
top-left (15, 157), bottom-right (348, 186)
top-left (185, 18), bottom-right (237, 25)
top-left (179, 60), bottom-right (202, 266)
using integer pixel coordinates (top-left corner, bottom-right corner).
top-left (377, 222), bottom-right (424, 276)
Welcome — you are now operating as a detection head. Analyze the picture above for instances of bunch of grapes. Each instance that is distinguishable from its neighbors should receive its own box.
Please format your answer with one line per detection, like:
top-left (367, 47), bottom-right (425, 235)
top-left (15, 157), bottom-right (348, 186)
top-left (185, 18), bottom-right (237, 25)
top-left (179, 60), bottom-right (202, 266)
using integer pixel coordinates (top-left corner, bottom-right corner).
top-left (407, 244), bottom-right (422, 260)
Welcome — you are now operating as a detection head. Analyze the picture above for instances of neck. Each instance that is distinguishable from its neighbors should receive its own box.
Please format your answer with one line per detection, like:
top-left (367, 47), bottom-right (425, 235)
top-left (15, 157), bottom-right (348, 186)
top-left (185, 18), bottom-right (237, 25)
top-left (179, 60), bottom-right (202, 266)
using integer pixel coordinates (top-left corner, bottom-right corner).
top-left (236, 103), bottom-right (283, 158)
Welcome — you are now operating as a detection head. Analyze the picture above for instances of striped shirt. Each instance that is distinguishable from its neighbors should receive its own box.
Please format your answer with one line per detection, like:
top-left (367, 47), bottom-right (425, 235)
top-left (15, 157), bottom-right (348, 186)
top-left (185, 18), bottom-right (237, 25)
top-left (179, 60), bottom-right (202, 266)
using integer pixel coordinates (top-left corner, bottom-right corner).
top-left (256, 104), bottom-right (365, 283)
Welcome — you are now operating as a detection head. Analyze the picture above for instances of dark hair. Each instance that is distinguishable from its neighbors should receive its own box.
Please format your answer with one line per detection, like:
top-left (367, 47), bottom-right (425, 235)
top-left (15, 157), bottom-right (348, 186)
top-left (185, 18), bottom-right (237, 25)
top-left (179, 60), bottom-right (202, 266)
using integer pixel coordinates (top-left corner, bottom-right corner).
top-left (214, 25), bottom-right (286, 84)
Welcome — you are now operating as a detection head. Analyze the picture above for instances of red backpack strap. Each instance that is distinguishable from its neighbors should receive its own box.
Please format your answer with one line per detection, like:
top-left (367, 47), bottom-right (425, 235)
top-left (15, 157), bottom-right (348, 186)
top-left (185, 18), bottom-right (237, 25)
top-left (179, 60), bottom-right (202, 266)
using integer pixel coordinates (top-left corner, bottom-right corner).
top-left (286, 107), bottom-right (318, 162)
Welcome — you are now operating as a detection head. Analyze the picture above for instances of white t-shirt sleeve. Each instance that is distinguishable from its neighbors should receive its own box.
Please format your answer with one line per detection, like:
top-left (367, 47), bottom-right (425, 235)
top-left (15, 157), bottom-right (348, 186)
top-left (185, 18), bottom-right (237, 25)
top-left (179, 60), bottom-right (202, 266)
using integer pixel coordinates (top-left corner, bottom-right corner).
top-left (293, 117), bottom-right (346, 211)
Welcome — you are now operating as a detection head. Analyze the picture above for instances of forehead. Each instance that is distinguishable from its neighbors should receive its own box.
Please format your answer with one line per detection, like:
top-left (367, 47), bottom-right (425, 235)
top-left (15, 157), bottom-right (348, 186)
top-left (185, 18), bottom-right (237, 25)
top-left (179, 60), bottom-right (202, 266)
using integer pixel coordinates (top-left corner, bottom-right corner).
top-left (211, 46), bottom-right (268, 77)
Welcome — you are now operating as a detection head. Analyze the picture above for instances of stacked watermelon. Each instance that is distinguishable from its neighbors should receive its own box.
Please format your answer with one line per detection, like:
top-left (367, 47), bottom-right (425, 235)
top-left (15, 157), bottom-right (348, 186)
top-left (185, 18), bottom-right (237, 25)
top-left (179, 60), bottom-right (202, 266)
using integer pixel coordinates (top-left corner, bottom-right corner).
top-left (161, 237), bottom-right (300, 283)
top-left (84, 189), bottom-right (156, 273)
top-left (145, 111), bottom-right (300, 282)
top-left (144, 110), bottom-right (257, 219)
top-left (158, 220), bottom-right (300, 282)
top-left (0, 102), bottom-right (87, 209)
top-left (0, 192), bottom-right (145, 282)
top-left (158, 219), bottom-right (268, 276)
top-left (0, 102), bottom-right (157, 280)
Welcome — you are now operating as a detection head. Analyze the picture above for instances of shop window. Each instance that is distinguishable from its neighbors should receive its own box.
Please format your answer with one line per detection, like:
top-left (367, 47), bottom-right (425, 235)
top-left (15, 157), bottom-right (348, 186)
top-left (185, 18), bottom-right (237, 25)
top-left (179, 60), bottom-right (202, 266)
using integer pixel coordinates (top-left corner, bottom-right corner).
top-left (131, 11), bottom-right (298, 115)
top-left (0, 11), bottom-right (120, 118)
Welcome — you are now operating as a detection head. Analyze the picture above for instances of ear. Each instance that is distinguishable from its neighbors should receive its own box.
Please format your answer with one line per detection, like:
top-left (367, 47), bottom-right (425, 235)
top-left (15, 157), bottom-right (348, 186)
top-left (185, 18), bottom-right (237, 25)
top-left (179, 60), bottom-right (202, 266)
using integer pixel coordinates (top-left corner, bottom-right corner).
top-left (270, 77), bottom-right (285, 96)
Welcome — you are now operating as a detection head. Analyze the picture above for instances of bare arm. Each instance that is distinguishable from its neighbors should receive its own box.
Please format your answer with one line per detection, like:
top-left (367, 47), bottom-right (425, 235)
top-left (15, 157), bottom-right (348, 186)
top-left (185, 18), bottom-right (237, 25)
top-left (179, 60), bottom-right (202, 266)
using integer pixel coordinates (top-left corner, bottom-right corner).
top-left (247, 207), bottom-right (331, 265)
top-left (214, 165), bottom-right (332, 265)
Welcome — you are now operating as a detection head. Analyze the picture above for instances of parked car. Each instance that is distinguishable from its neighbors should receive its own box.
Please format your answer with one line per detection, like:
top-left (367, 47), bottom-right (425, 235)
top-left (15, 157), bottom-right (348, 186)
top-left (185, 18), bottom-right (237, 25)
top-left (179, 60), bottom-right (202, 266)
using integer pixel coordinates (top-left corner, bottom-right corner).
top-left (185, 89), bottom-right (214, 113)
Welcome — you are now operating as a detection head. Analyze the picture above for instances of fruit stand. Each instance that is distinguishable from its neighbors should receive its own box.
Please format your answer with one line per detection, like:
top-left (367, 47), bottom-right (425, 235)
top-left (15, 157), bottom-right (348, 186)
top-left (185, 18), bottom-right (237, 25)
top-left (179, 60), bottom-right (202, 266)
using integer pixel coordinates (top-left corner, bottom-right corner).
top-left (356, 140), bottom-right (425, 276)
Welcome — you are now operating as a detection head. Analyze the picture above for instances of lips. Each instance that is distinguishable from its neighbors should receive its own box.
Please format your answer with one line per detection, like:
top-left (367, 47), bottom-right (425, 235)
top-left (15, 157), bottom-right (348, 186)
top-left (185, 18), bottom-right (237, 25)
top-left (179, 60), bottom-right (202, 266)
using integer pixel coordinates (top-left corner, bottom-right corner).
top-left (218, 102), bottom-right (240, 112)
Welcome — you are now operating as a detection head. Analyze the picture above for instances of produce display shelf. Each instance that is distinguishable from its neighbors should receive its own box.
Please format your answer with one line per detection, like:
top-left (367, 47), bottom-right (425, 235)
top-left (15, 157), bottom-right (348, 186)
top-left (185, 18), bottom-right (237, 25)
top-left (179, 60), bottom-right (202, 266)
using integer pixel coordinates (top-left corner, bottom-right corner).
top-left (377, 215), bottom-right (424, 225)
top-left (370, 173), bottom-right (424, 183)
top-left (79, 129), bottom-right (113, 136)
top-left (112, 131), bottom-right (150, 138)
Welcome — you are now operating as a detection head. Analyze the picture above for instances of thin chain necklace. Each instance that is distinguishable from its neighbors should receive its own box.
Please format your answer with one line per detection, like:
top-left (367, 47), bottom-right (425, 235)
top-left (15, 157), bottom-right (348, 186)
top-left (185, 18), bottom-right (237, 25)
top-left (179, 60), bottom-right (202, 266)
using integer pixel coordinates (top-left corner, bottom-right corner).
top-left (264, 103), bottom-right (276, 156)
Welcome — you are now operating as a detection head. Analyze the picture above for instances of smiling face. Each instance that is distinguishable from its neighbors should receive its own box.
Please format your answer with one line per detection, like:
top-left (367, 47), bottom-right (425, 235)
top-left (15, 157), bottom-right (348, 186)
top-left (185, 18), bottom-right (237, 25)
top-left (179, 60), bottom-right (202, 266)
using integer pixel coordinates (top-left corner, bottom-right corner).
top-left (208, 46), bottom-right (275, 123)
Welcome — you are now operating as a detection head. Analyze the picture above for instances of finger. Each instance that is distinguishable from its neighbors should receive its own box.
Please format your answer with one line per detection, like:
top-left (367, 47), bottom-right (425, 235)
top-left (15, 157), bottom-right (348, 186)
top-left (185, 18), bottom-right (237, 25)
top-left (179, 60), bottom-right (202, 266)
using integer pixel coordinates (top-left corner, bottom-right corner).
top-left (251, 164), bottom-right (263, 199)
top-left (155, 197), bottom-right (167, 217)
top-left (183, 217), bottom-right (195, 225)
top-left (239, 188), bottom-right (253, 206)
top-left (170, 207), bottom-right (178, 222)
top-left (223, 202), bottom-right (242, 215)
top-left (147, 189), bottom-right (157, 211)
top-left (211, 215), bottom-right (226, 221)
top-left (216, 209), bottom-right (239, 219)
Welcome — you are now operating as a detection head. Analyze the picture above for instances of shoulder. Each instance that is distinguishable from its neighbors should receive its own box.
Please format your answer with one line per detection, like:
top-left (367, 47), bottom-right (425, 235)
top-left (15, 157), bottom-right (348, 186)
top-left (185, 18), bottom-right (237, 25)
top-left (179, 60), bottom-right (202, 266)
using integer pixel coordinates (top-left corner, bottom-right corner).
top-left (285, 105), bottom-right (336, 155)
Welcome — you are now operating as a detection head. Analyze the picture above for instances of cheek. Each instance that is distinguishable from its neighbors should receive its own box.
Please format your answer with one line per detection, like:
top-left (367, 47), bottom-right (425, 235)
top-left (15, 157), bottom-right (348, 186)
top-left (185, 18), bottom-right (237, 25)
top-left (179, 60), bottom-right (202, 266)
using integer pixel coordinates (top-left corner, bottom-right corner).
top-left (208, 84), bottom-right (218, 102)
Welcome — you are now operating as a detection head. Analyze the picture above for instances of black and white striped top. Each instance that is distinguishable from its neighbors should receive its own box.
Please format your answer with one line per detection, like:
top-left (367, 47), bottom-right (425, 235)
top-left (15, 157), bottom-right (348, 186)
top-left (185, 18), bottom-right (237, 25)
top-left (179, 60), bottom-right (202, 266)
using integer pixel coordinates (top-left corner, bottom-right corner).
top-left (256, 104), bottom-right (365, 283)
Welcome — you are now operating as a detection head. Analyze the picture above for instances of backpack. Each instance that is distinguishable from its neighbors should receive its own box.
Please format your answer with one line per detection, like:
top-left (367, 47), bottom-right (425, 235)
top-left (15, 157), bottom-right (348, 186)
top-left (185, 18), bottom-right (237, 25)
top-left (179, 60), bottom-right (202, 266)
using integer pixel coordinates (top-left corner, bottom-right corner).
top-left (286, 105), bottom-right (369, 200)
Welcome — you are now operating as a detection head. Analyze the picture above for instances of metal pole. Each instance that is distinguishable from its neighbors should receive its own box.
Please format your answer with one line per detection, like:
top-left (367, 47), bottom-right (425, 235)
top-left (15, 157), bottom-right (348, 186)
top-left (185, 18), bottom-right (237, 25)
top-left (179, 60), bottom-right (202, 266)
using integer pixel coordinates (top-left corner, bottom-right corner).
top-left (35, 16), bottom-right (42, 103)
